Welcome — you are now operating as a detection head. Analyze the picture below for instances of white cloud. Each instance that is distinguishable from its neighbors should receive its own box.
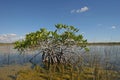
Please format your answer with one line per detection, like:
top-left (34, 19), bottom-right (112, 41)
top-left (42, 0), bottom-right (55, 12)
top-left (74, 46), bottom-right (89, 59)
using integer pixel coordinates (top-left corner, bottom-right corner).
top-left (8, 33), bottom-right (16, 36)
top-left (71, 6), bottom-right (89, 13)
top-left (111, 26), bottom-right (116, 29)
top-left (0, 33), bottom-right (24, 43)
top-left (79, 6), bottom-right (89, 13)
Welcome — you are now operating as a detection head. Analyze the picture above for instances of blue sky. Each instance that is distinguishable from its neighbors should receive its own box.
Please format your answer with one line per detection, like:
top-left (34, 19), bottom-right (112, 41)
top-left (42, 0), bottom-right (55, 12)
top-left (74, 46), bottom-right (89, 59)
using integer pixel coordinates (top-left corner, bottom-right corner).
top-left (0, 0), bottom-right (120, 42)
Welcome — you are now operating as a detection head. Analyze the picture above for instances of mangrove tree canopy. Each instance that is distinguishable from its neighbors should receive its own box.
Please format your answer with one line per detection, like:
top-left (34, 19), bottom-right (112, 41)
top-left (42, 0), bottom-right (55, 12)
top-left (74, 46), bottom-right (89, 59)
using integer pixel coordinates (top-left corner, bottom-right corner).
top-left (14, 24), bottom-right (88, 65)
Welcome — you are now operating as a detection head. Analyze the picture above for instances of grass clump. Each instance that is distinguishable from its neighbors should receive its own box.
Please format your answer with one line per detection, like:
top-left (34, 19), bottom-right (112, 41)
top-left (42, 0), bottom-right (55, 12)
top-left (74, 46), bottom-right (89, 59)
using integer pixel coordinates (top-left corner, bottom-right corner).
top-left (15, 63), bottom-right (120, 80)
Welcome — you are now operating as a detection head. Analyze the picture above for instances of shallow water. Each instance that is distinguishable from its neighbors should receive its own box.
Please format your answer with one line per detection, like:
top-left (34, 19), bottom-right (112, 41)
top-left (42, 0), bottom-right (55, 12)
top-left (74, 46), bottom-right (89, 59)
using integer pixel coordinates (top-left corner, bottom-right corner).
top-left (0, 44), bottom-right (120, 66)
top-left (0, 44), bottom-right (120, 80)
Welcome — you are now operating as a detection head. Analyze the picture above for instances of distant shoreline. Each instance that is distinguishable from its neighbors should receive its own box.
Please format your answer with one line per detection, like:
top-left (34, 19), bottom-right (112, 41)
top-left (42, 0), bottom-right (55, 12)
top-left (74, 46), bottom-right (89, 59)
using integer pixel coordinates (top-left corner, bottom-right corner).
top-left (87, 42), bottom-right (120, 45)
top-left (0, 42), bottom-right (120, 46)
top-left (0, 43), bottom-right (13, 45)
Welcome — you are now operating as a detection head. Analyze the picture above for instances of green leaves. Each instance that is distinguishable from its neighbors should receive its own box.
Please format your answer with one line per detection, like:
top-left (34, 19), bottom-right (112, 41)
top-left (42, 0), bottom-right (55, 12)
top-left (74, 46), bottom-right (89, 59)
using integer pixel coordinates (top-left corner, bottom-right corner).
top-left (14, 24), bottom-right (88, 52)
top-left (55, 24), bottom-right (63, 29)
